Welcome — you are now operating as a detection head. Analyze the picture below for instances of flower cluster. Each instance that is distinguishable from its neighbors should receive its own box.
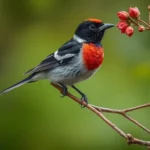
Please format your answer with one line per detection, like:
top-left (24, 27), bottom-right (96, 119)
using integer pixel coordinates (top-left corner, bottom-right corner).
top-left (117, 6), bottom-right (150, 37)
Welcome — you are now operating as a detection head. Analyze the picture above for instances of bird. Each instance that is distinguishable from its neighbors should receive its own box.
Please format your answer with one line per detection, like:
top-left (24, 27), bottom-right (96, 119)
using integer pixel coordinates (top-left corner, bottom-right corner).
top-left (0, 18), bottom-right (114, 104)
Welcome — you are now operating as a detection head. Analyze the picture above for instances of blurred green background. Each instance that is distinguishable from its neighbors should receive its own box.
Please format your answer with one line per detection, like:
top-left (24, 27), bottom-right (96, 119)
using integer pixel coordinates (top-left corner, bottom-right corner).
top-left (0, 0), bottom-right (150, 150)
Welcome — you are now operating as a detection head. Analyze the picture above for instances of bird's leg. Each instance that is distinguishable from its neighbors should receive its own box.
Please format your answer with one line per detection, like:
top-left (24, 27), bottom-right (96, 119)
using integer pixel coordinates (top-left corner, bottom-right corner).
top-left (58, 82), bottom-right (68, 98)
top-left (71, 85), bottom-right (88, 107)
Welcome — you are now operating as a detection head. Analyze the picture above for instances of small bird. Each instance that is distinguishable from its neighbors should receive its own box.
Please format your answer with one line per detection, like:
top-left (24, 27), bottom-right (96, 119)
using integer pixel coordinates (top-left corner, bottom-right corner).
top-left (0, 18), bottom-right (114, 104)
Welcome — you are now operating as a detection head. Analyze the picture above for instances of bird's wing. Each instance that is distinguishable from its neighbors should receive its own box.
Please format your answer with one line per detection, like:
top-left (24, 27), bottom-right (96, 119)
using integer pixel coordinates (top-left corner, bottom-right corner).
top-left (24, 39), bottom-right (82, 75)
top-left (24, 54), bottom-right (57, 75)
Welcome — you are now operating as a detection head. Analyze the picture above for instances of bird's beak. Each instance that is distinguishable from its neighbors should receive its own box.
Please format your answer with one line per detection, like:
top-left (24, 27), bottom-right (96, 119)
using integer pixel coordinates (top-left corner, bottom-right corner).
top-left (99, 23), bottom-right (115, 31)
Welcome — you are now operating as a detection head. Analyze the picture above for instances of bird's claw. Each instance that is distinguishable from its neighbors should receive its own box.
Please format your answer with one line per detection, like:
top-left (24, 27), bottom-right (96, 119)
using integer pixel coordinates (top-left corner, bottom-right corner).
top-left (81, 94), bottom-right (88, 108)
top-left (60, 85), bottom-right (68, 98)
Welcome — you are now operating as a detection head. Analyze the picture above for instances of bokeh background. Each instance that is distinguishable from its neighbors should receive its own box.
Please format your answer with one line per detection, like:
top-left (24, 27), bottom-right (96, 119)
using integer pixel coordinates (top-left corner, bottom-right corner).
top-left (0, 0), bottom-right (150, 150)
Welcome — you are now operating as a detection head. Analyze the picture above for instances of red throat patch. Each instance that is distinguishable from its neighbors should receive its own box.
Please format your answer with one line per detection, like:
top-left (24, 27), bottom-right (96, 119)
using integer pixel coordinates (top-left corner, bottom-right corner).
top-left (82, 43), bottom-right (104, 71)
top-left (86, 18), bottom-right (102, 23)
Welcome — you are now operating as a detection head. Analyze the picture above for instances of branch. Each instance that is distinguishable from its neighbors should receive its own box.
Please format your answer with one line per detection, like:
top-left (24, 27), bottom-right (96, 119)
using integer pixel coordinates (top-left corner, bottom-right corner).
top-left (92, 104), bottom-right (150, 134)
top-left (51, 82), bottom-right (150, 147)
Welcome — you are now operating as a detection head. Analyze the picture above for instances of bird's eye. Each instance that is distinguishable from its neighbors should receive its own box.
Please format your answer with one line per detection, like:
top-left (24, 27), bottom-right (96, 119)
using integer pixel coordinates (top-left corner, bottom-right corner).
top-left (89, 24), bottom-right (96, 30)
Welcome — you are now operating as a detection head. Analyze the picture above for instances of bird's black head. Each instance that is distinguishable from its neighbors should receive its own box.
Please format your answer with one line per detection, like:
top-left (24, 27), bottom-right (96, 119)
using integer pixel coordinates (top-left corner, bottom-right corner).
top-left (74, 18), bottom-right (114, 43)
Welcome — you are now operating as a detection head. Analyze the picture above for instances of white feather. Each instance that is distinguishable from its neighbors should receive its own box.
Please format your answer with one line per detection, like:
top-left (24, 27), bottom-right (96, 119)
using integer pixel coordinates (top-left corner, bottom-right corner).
top-left (54, 51), bottom-right (76, 61)
top-left (73, 34), bottom-right (86, 43)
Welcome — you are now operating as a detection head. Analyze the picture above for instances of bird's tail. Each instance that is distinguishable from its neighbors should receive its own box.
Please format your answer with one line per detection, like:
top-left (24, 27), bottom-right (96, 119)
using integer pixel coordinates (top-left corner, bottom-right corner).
top-left (0, 75), bottom-right (33, 95)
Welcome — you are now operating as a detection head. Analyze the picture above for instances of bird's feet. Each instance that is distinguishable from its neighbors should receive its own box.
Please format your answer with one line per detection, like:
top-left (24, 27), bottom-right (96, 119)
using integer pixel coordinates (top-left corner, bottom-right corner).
top-left (80, 94), bottom-right (88, 108)
top-left (71, 85), bottom-right (88, 108)
top-left (61, 86), bottom-right (68, 98)
top-left (58, 83), bottom-right (68, 98)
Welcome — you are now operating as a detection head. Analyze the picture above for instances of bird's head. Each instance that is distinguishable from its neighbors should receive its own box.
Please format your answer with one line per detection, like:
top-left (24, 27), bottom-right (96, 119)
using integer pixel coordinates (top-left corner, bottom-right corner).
top-left (74, 18), bottom-right (114, 43)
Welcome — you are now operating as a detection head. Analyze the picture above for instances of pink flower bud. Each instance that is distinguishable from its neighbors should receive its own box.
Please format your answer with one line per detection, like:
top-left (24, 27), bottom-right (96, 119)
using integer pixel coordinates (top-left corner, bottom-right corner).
top-left (129, 7), bottom-right (140, 18)
top-left (138, 25), bottom-right (145, 32)
top-left (117, 21), bottom-right (129, 33)
top-left (117, 11), bottom-right (129, 20)
top-left (125, 26), bottom-right (134, 37)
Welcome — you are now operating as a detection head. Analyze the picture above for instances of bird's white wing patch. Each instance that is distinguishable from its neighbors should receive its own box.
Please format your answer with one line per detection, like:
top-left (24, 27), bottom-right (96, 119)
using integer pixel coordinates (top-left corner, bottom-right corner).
top-left (54, 51), bottom-right (76, 61)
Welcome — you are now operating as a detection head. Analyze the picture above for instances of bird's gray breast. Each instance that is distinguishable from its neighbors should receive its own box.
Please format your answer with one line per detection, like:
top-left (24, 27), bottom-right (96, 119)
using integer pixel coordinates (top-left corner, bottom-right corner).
top-left (47, 56), bottom-right (97, 85)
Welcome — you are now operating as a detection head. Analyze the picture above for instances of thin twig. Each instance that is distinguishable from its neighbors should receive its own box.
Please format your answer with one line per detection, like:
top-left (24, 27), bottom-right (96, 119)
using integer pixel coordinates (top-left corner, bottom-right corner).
top-left (51, 82), bottom-right (150, 147)
top-left (138, 19), bottom-right (150, 28)
top-left (129, 16), bottom-right (150, 30)
top-left (148, 5), bottom-right (150, 25)
top-left (123, 103), bottom-right (150, 112)
top-left (129, 17), bottom-right (139, 26)
top-left (92, 104), bottom-right (150, 134)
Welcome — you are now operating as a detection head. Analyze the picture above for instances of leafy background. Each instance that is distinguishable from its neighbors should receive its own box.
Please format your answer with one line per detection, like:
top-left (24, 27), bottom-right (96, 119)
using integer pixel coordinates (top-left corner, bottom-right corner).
top-left (0, 0), bottom-right (150, 150)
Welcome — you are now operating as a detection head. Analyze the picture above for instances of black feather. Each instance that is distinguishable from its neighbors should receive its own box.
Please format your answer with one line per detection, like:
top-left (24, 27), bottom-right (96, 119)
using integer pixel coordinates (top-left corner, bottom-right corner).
top-left (57, 39), bottom-right (81, 56)
top-left (24, 39), bottom-right (82, 75)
